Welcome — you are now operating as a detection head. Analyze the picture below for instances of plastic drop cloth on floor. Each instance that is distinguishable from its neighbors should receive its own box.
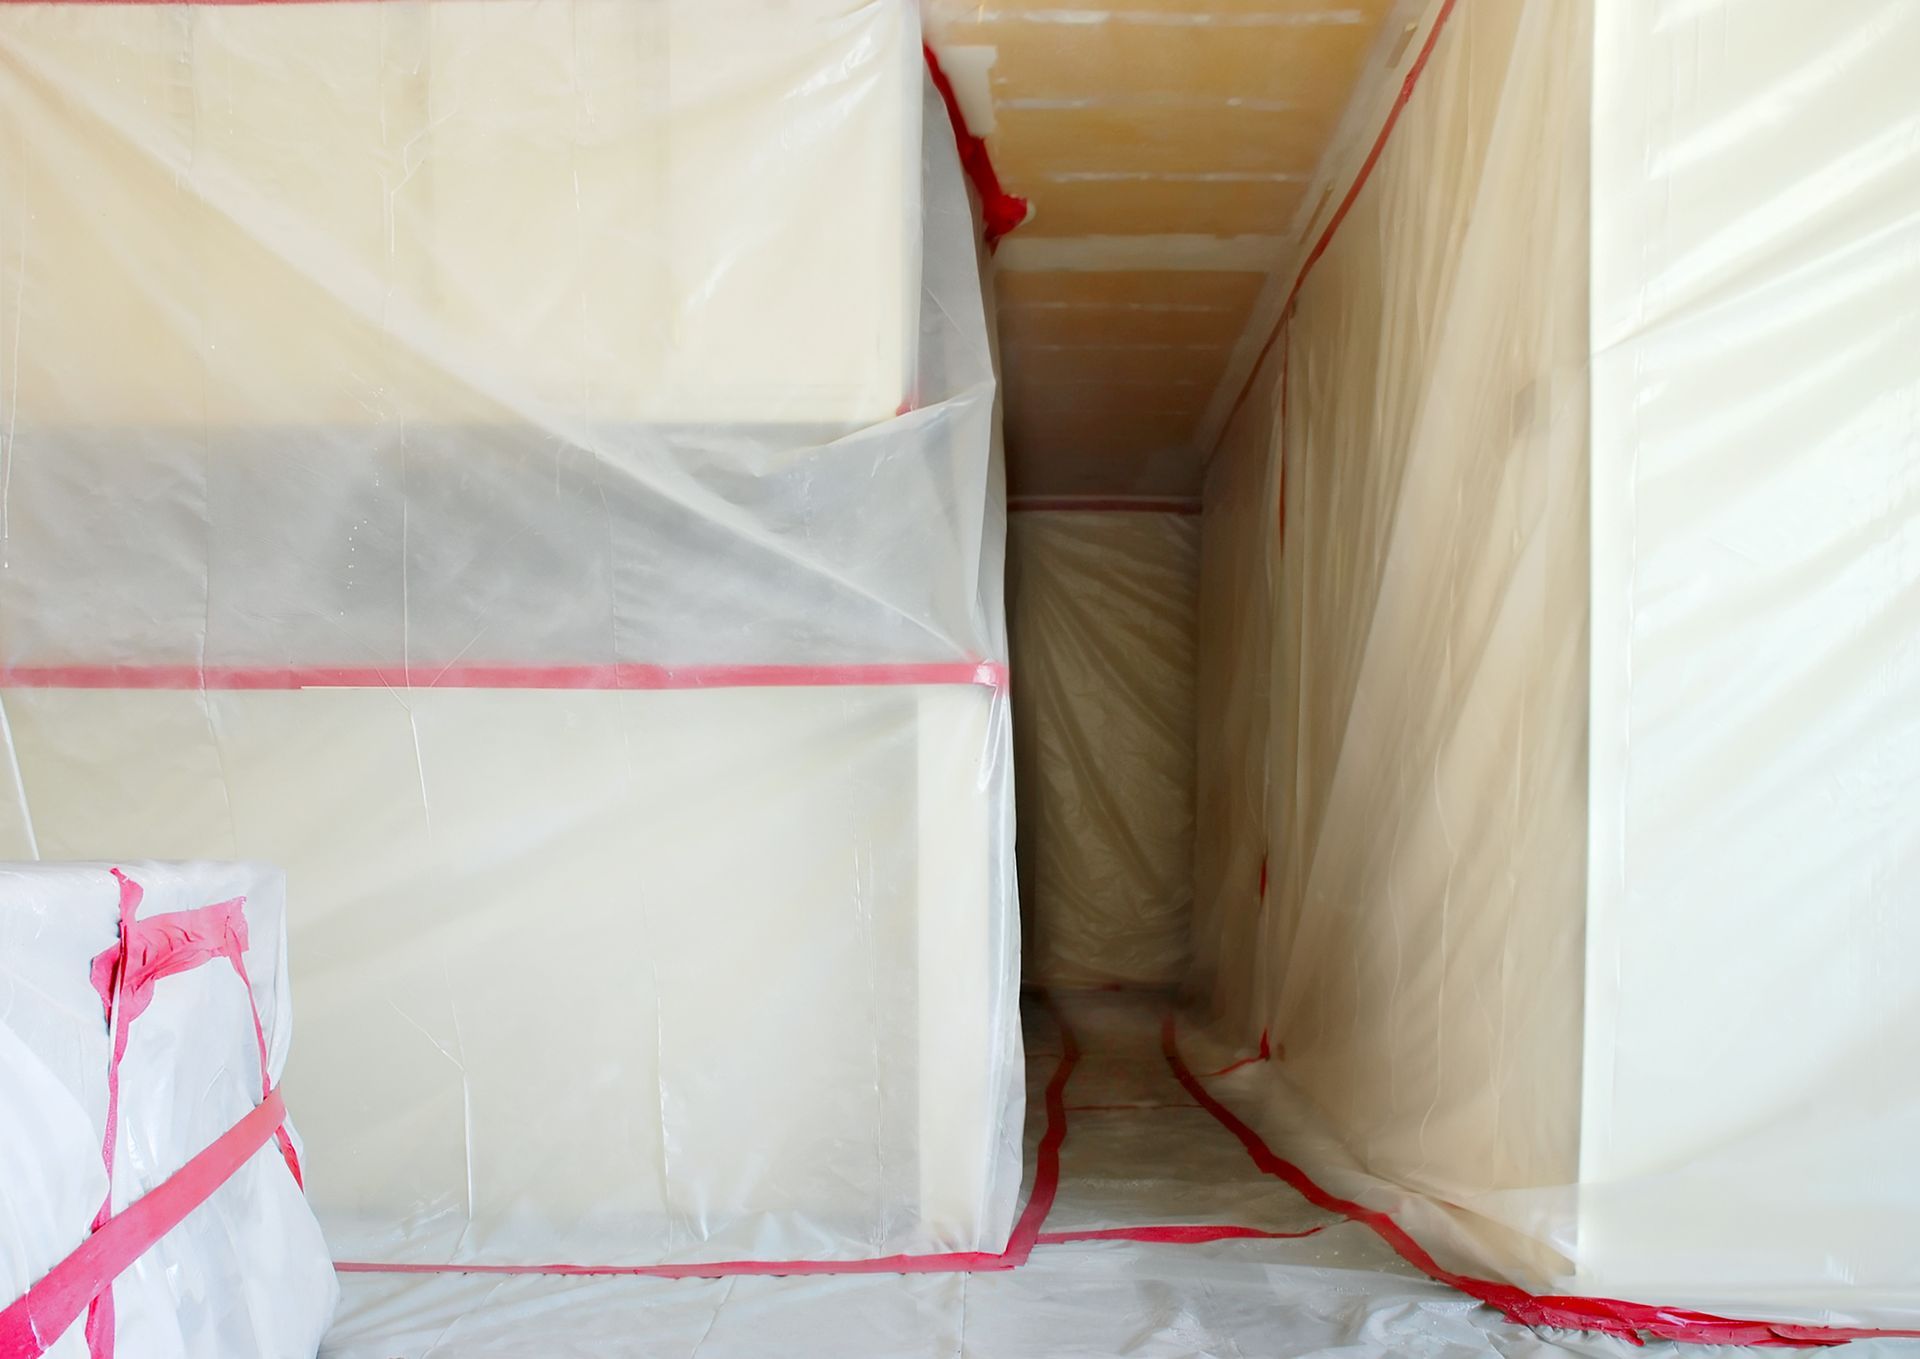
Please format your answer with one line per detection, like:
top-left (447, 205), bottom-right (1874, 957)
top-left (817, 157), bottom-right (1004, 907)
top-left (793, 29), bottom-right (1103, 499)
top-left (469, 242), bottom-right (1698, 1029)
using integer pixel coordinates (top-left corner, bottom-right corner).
top-left (320, 992), bottom-right (1920, 1358)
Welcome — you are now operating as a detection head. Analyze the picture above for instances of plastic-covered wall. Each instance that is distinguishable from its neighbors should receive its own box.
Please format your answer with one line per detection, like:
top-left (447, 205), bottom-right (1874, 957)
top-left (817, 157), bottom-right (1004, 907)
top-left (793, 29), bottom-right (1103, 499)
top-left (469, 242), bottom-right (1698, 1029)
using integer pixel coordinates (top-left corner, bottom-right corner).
top-left (0, 862), bottom-right (336, 1358)
top-left (1268, 0), bottom-right (1590, 1282)
top-left (1191, 417), bottom-right (1274, 1033)
top-left (1579, 0), bottom-right (1920, 1312)
top-left (0, 0), bottom-right (1022, 1270)
top-left (1009, 510), bottom-right (1198, 988)
top-left (1189, 0), bottom-right (1920, 1331)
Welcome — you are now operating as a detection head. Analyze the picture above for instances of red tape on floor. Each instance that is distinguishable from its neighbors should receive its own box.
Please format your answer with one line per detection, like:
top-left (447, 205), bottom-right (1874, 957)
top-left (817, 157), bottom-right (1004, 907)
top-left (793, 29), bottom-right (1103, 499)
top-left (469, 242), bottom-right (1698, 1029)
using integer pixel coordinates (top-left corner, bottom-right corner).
top-left (332, 993), bottom-right (1312, 1282)
top-left (1162, 1013), bottom-right (1920, 1348)
top-left (1008, 498), bottom-right (1202, 515)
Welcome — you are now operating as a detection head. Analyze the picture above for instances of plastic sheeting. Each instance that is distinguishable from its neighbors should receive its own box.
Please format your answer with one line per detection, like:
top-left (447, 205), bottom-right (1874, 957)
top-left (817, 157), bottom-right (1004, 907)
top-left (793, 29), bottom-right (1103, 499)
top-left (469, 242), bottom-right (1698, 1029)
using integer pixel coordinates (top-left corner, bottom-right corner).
top-left (0, 1), bottom-right (1022, 1269)
top-left (1190, 0), bottom-right (1920, 1332)
top-left (1009, 511), bottom-right (1198, 988)
top-left (320, 993), bottom-right (1920, 1357)
top-left (1580, 0), bottom-right (1920, 1311)
top-left (0, 861), bottom-right (336, 1358)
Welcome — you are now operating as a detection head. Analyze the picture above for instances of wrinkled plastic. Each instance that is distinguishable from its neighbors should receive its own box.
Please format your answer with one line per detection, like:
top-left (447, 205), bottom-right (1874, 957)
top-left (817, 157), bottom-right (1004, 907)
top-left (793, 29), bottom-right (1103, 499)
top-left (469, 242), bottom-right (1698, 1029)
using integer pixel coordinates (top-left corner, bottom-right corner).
top-left (1191, 0), bottom-right (1920, 1329)
top-left (0, 0), bottom-right (1022, 1269)
top-left (0, 861), bottom-right (336, 1358)
top-left (321, 992), bottom-right (1908, 1358)
top-left (1009, 511), bottom-right (1198, 987)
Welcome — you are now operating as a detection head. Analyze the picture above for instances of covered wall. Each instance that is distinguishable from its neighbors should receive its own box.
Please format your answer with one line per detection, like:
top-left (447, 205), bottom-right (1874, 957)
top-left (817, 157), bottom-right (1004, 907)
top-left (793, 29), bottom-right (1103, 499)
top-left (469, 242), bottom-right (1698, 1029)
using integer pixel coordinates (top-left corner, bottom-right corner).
top-left (1195, 0), bottom-right (1591, 1278)
top-left (1188, 0), bottom-right (1920, 1327)
top-left (1578, 0), bottom-right (1920, 1310)
top-left (1010, 510), bottom-right (1198, 988)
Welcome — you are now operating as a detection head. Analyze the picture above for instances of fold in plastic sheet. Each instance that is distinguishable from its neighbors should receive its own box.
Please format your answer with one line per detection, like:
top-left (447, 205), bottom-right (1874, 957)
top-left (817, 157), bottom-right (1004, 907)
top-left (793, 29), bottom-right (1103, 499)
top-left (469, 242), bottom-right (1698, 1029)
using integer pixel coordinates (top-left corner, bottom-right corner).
top-left (1192, 0), bottom-right (1920, 1329)
top-left (0, 0), bottom-right (1022, 1269)
top-left (0, 862), bottom-right (336, 1358)
top-left (1009, 511), bottom-right (1198, 987)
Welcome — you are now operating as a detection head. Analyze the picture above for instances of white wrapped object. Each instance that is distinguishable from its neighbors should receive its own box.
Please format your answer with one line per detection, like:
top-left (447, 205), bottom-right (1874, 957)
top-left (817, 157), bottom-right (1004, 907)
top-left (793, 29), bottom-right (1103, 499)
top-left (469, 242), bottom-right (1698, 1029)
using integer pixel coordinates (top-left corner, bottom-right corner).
top-left (0, 0), bottom-right (1020, 1268)
top-left (0, 862), bottom-right (336, 1359)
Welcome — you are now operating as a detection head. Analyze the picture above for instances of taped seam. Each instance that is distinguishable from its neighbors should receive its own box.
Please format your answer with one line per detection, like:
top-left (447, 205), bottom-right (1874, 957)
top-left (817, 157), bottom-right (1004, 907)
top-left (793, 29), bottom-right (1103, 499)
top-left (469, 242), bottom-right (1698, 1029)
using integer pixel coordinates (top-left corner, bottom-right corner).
top-left (1161, 1012), bottom-right (1920, 1348)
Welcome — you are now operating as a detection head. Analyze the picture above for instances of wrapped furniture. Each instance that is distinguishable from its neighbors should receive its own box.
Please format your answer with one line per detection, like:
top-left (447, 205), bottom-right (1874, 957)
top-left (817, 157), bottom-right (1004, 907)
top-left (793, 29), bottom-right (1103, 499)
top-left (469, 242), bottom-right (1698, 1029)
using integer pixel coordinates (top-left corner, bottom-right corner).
top-left (0, 0), bottom-right (1020, 1268)
top-left (0, 862), bottom-right (336, 1358)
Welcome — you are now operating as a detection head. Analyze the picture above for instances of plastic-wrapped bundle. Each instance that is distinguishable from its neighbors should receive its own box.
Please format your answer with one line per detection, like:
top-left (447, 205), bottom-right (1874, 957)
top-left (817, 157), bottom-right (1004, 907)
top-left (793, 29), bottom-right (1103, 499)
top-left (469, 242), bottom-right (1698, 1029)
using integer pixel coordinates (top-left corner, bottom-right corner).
top-left (0, 0), bottom-right (1019, 1269)
top-left (0, 862), bottom-right (337, 1359)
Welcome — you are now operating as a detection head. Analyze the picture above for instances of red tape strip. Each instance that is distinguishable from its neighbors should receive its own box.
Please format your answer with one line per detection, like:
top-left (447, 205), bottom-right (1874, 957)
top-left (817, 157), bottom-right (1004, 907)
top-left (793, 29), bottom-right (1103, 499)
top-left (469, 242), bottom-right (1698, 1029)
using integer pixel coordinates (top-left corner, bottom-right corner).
top-left (924, 44), bottom-right (1028, 248)
top-left (0, 1090), bottom-right (290, 1359)
top-left (1036, 1224), bottom-right (1324, 1247)
top-left (1008, 498), bottom-right (1202, 515)
top-left (1162, 1014), bottom-right (1920, 1348)
top-left (0, 661), bottom-right (1009, 694)
top-left (1213, 0), bottom-right (1461, 459)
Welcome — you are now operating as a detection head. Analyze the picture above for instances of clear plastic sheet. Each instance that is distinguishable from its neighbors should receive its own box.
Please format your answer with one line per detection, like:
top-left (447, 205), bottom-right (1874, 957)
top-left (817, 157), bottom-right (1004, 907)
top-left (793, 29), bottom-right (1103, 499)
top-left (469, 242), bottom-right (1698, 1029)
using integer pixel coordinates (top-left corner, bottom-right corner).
top-left (321, 993), bottom-right (1920, 1358)
top-left (0, 0), bottom-right (1022, 1269)
top-left (0, 862), bottom-right (336, 1358)
top-left (1009, 511), bottom-right (1199, 988)
top-left (1190, 0), bottom-right (1920, 1332)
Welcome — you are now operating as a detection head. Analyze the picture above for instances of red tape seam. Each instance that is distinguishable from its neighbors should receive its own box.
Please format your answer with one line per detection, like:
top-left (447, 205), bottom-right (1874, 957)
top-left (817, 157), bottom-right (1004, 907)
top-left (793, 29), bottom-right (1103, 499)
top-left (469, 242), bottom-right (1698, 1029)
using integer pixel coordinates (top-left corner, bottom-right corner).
top-left (1008, 498), bottom-right (1202, 515)
top-left (0, 661), bottom-right (1008, 695)
top-left (0, 1090), bottom-right (290, 1359)
top-left (1213, 0), bottom-right (1461, 460)
top-left (924, 44), bottom-right (1028, 248)
top-left (1035, 1224), bottom-right (1324, 1247)
top-left (1162, 1014), bottom-right (1920, 1348)
top-left (6, 869), bottom-right (308, 1359)
top-left (1200, 1029), bottom-right (1270, 1079)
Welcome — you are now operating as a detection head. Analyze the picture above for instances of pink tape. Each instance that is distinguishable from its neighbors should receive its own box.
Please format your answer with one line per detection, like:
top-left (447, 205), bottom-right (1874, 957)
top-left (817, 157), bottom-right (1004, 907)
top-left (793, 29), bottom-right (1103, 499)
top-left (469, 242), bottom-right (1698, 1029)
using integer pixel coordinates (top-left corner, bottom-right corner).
top-left (1035, 1224), bottom-right (1325, 1246)
top-left (1007, 498), bottom-right (1202, 515)
top-left (0, 661), bottom-right (1008, 695)
top-left (0, 1091), bottom-right (290, 1359)
top-left (54, 870), bottom-right (303, 1359)
top-left (1211, 0), bottom-right (1461, 458)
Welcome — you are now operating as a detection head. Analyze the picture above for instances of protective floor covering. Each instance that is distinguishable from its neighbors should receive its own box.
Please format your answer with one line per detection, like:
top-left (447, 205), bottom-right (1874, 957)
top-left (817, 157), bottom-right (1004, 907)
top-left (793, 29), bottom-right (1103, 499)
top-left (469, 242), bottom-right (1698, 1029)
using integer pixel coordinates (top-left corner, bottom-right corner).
top-left (322, 993), bottom-right (1920, 1357)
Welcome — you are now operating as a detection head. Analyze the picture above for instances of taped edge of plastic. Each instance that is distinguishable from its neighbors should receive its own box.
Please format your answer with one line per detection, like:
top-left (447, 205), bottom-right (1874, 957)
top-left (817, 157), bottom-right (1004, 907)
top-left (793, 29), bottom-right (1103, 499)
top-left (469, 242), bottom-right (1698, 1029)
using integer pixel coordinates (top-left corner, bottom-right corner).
top-left (1162, 1014), bottom-right (1920, 1349)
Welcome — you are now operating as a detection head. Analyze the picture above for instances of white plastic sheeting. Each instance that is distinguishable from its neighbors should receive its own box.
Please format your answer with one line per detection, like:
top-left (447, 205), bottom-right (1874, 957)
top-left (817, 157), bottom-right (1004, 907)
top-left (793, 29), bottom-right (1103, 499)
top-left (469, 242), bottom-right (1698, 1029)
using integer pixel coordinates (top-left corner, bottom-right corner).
top-left (0, 0), bottom-right (1022, 1269)
top-left (1009, 511), bottom-right (1199, 987)
top-left (320, 993), bottom-right (1920, 1358)
top-left (1191, 0), bottom-right (1920, 1332)
top-left (0, 862), bottom-right (336, 1358)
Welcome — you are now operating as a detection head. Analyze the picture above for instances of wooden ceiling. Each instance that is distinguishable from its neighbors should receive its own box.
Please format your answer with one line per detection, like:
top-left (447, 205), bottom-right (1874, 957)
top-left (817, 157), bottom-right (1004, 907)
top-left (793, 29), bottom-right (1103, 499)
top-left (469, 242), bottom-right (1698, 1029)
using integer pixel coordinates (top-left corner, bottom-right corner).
top-left (925, 0), bottom-right (1396, 497)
